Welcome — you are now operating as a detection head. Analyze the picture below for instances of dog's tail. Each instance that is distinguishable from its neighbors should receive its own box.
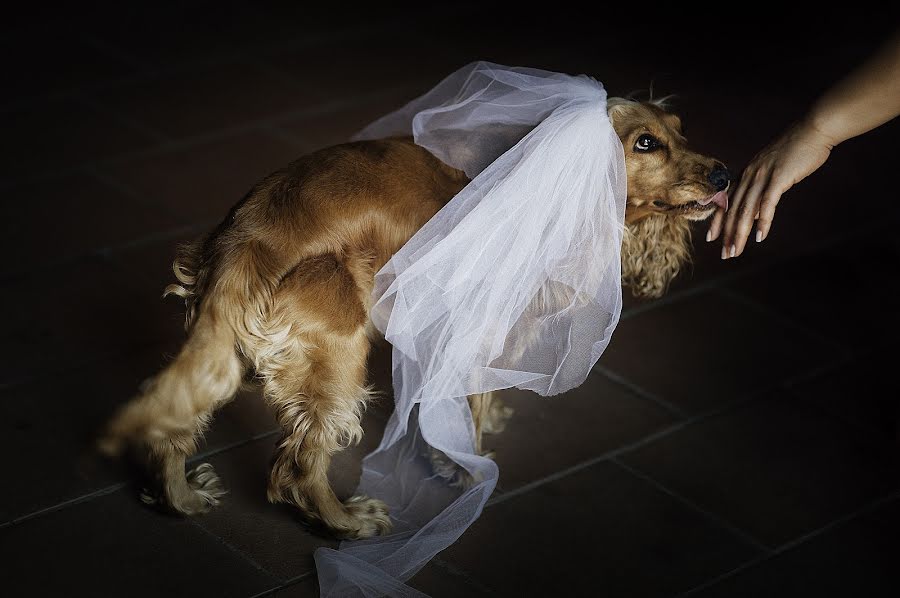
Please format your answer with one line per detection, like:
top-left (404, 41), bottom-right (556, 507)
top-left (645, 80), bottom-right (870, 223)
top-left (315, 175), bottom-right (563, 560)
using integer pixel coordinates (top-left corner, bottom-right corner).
top-left (99, 236), bottom-right (282, 456)
top-left (163, 240), bottom-right (204, 331)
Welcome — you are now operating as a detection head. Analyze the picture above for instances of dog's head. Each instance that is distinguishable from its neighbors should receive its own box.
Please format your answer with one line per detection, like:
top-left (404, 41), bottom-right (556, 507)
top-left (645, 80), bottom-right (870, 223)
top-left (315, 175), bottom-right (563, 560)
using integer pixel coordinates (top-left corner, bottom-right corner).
top-left (608, 98), bottom-right (729, 299)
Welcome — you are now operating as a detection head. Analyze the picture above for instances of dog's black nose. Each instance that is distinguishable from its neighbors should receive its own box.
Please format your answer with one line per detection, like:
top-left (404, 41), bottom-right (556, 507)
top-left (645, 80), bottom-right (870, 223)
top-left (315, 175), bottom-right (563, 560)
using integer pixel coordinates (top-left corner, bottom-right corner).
top-left (708, 163), bottom-right (730, 192)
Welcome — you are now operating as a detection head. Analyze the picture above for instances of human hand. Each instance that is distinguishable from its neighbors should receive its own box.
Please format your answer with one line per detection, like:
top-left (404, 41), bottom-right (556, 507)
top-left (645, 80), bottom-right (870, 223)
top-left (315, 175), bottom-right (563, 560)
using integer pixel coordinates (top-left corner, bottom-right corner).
top-left (707, 119), bottom-right (836, 258)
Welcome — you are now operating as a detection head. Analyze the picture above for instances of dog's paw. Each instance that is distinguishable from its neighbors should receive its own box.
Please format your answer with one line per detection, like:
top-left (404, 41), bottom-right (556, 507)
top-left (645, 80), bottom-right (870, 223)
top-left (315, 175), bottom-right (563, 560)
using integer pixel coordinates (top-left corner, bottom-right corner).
top-left (186, 462), bottom-right (227, 508)
top-left (427, 447), bottom-right (490, 490)
top-left (482, 400), bottom-right (514, 435)
top-left (341, 496), bottom-right (392, 539)
top-left (144, 463), bottom-right (227, 516)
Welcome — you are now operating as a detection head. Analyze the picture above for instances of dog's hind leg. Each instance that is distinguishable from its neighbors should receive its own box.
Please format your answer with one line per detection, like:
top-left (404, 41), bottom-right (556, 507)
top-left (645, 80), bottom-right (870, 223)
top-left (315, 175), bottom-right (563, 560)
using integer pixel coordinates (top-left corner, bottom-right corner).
top-left (428, 391), bottom-right (514, 489)
top-left (100, 309), bottom-right (244, 515)
top-left (468, 391), bottom-right (514, 448)
top-left (260, 255), bottom-right (390, 539)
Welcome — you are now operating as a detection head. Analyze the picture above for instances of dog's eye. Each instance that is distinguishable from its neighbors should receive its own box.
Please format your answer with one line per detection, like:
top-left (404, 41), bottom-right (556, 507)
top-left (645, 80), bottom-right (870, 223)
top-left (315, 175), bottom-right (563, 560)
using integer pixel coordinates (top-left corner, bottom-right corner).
top-left (634, 134), bottom-right (658, 152)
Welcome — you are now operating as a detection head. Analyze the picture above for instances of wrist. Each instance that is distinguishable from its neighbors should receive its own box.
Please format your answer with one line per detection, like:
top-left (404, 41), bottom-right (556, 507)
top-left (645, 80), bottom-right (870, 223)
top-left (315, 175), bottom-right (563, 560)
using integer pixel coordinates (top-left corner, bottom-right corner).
top-left (804, 106), bottom-right (845, 149)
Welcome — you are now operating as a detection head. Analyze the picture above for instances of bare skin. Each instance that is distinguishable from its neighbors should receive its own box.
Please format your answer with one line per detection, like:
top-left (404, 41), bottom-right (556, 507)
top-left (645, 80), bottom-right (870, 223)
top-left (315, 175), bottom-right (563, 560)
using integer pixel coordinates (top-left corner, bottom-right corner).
top-left (708, 30), bottom-right (900, 258)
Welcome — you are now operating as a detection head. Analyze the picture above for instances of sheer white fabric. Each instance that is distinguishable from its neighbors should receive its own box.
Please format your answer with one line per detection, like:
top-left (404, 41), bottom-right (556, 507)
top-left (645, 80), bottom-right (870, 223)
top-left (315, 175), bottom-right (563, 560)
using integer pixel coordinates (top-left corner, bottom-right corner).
top-left (314, 62), bottom-right (627, 597)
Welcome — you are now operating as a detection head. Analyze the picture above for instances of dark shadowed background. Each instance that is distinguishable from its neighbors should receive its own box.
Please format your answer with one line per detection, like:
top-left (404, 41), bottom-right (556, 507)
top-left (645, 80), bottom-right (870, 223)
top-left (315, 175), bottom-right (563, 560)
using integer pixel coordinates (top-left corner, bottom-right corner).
top-left (0, 3), bottom-right (898, 597)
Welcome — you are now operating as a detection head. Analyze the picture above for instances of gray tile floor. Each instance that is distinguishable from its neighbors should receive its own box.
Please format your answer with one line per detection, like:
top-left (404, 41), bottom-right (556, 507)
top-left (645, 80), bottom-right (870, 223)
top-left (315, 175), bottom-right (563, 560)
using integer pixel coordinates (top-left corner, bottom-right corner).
top-left (1, 5), bottom-right (898, 597)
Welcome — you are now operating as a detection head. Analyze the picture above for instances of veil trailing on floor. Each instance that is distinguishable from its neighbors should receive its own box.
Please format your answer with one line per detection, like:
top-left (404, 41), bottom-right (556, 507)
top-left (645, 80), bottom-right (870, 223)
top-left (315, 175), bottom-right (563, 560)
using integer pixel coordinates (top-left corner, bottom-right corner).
top-left (314, 62), bottom-right (627, 597)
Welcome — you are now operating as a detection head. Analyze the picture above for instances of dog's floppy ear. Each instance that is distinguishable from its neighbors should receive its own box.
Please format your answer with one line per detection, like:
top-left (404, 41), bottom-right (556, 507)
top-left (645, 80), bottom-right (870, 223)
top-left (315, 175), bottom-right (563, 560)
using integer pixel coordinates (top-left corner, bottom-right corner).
top-left (621, 215), bottom-right (692, 299)
top-left (607, 97), bottom-right (635, 127)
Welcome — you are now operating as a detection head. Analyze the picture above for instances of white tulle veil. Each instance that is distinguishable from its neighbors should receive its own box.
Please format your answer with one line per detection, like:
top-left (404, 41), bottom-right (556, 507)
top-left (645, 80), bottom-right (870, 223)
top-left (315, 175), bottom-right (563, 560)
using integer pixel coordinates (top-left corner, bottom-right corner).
top-left (314, 62), bottom-right (627, 597)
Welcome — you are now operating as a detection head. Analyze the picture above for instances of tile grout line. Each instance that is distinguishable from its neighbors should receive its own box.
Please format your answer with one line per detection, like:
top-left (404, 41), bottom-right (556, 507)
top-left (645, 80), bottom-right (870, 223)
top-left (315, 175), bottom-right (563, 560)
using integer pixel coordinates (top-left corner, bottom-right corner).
top-left (716, 286), bottom-right (852, 358)
top-left (101, 219), bottom-right (216, 254)
top-left (778, 353), bottom-right (900, 451)
top-left (1, 4), bottom-right (499, 116)
top-left (72, 91), bottom-right (172, 145)
top-left (621, 217), bottom-right (884, 324)
top-left (0, 83), bottom-right (420, 194)
top-left (0, 482), bottom-right (126, 531)
top-left (0, 336), bottom-right (851, 528)
top-left (676, 489), bottom-right (900, 597)
top-left (620, 276), bottom-right (734, 321)
top-left (190, 428), bottom-right (280, 463)
top-left (484, 392), bottom-right (757, 509)
top-left (780, 354), bottom-right (854, 390)
top-left (84, 165), bottom-right (218, 238)
top-left (246, 59), bottom-right (331, 100)
top-left (592, 365), bottom-right (688, 419)
top-left (485, 418), bottom-right (694, 508)
top-left (432, 557), bottom-right (498, 595)
top-left (0, 333), bottom-right (180, 393)
top-left (0, 217), bottom-right (215, 287)
top-left (611, 457), bottom-right (771, 554)
top-left (246, 571), bottom-right (314, 598)
top-left (259, 123), bottom-right (313, 150)
top-left (598, 355), bottom-right (851, 557)
top-left (244, 556), bottom-right (496, 597)
top-left (0, 20), bottom-right (407, 114)
top-left (0, 428), bottom-right (280, 529)
top-left (487, 355), bottom-right (848, 510)
top-left (189, 517), bottom-right (280, 583)
top-left (775, 490), bottom-right (900, 554)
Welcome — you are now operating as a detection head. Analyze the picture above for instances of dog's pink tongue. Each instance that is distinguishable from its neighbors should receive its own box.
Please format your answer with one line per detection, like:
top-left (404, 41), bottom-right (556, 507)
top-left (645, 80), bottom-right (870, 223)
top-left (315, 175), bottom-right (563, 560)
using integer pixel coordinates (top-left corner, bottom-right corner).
top-left (699, 191), bottom-right (728, 210)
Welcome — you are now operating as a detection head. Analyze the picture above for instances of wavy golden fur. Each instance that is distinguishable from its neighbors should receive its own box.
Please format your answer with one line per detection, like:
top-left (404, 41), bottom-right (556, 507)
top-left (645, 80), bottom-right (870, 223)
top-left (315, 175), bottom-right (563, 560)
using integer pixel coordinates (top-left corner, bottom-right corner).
top-left (621, 215), bottom-right (692, 298)
top-left (100, 99), bottom-right (727, 539)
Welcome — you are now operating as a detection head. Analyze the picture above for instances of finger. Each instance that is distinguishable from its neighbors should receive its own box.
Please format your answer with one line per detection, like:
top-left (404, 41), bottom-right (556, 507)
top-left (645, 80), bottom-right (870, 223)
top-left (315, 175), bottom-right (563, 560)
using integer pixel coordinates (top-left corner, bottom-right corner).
top-left (707, 207), bottom-right (724, 242)
top-left (722, 168), bottom-right (760, 258)
top-left (721, 173), bottom-right (752, 256)
top-left (754, 185), bottom-right (784, 242)
top-left (732, 170), bottom-right (772, 257)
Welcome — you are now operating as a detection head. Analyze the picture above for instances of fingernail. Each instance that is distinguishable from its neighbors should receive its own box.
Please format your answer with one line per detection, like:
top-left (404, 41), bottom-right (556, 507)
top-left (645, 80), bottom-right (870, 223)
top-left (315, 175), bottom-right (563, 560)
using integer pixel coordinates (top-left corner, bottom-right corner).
top-left (721, 246), bottom-right (728, 260)
top-left (730, 245), bottom-right (736, 258)
top-left (706, 230), bottom-right (712, 242)
top-left (756, 230), bottom-right (763, 243)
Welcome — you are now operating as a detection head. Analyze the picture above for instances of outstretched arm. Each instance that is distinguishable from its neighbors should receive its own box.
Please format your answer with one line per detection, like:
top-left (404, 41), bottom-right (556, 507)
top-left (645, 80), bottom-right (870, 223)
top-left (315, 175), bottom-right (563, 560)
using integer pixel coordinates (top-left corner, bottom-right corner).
top-left (708, 30), bottom-right (900, 258)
